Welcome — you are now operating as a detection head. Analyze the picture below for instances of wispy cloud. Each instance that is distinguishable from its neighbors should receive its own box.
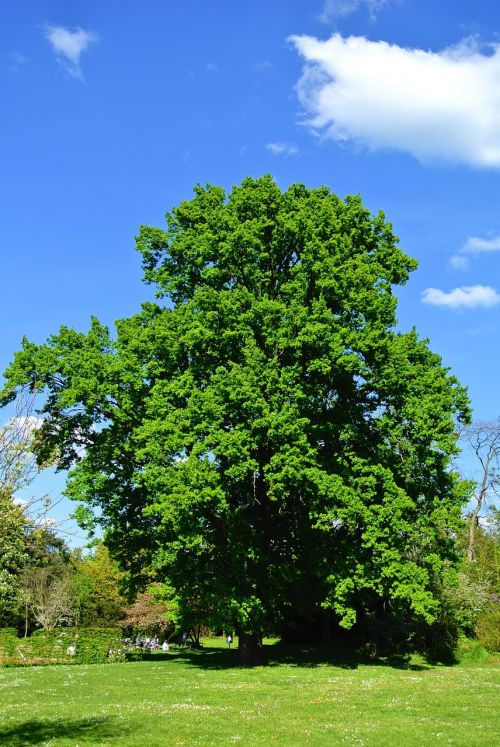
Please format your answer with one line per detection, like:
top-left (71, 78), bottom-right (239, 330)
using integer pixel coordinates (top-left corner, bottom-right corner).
top-left (290, 33), bottom-right (500, 168)
top-left (449, 255), bottom-right (470, 271)
top-left (450, 234), bottom-right (500, 269)
top-left (44, 25), bottom-right (98, 80)
top-left (266, 142), bottom-right (298, 156)
top-left (422, 285), bottom-right (500, 309)
top-left (464, 235), bottom-right (500, 253)
top-left (320, 0), bottom-right (393, 22)
top-left (9, 51), bottom-right (28, 73)
top-left (255, 60), bottom-right (274, 74)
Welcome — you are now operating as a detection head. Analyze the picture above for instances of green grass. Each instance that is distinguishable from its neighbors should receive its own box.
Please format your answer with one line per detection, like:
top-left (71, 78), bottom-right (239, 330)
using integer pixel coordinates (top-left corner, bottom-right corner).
top-left (1, 638), bottom-right (498, 746)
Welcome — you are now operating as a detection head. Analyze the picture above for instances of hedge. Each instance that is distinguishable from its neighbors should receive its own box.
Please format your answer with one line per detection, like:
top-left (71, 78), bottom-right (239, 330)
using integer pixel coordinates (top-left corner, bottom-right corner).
top-left (0, 627), bottom-right (126, 666)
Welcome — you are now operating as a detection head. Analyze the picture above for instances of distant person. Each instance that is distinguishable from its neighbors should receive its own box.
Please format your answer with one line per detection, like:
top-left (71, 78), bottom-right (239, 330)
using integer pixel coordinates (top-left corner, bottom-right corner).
top-left (226, 634), bottom-right (233, 648)
top-left (162, 640), bottom-right (169, 651)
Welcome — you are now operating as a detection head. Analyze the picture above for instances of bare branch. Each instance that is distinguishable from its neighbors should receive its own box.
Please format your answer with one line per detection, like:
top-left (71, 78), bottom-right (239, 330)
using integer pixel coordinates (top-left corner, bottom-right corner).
top-left (0, 387), bottom-right (41, 495)
top-left (461, 418), bottom-right (500, 561)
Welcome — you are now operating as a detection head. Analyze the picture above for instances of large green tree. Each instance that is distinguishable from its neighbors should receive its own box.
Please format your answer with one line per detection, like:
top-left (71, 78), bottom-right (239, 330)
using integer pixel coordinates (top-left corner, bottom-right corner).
top-left (1, 176), bottom-right (470, 663)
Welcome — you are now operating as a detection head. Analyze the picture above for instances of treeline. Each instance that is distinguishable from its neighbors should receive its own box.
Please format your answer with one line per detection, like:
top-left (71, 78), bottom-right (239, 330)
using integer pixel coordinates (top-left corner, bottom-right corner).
top-left (0, 405), bottom-right (498, 658)
top-left (1, 505), bottom-right (498, 658)
top-left (0, 383), bottom-right (175, 643)
top-left (0, 518), bottom-right (175, 641)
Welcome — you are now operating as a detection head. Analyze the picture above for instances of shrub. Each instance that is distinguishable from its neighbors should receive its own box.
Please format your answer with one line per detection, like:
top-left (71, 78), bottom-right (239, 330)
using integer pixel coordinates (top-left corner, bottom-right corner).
top-left (475, 604), bottom-right (500, 652)
top-left (0, 628), bottom-right (19, 660)
top-left (71, 627), bottom-right (126, 664)
top-left (1, 627), bottom-right (126, 666)
top-left (456, 637), bottom-right (490, 663)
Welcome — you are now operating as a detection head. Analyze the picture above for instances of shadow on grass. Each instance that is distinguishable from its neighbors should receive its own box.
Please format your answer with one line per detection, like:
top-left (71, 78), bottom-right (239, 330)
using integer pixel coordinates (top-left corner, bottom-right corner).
top-left (143, 643), bottom-right (430, 672)
top-left (0, 716), bottom-right (131, 746)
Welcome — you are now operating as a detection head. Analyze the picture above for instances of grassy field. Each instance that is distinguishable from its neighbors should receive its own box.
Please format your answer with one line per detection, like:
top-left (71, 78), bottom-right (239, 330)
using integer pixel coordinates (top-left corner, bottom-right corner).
top-left (0, 639), bottom-right (498, 746)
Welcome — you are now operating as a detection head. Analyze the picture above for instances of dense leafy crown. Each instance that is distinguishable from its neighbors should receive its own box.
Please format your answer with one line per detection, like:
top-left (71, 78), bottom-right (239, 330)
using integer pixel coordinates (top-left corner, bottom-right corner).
top-left (1, 176), bottom-right (470, 634)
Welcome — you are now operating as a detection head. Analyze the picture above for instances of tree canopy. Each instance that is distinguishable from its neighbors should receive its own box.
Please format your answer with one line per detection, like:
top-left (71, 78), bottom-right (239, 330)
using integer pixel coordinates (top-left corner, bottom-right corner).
top-left (1, 176), bottom-right (471, 659)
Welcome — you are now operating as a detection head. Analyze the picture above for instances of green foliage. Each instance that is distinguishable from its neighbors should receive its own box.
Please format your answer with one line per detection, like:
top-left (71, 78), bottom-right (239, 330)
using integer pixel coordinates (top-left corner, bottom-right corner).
top-left (457, 636), bottom-right (492, 663)
top-left (0, 628), bottom-right (19, 658)
top-left (20, 530), bottom-right (76, 632)
top-left (475, 606), bottom-right (500, 652)
top-left (442, 571), bottom-right (490, 635)
top-left (1, 176), bottom-right (471, 652)
top-left (0, 627), bottom-right (125, 666)
top-left (69, 543), bottom-right (126, 627)
top-left (465, 513), bottom-right (500, 594)
top-left (26, 526), bottom-right (70, 570)
top-left (0, 390), bottom-right (55, 629)
top-left (0, 492), bottom-right (28, 627)
top-left (452, 510), bottom-right (500, 649)
top-left (67, 627), bottom-right (126, 664)
top-left (27, 629), bottom-right (66, 660)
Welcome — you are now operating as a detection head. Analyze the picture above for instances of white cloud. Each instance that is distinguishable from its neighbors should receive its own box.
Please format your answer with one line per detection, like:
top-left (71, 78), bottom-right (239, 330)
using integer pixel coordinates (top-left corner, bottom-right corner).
top-left (320, 1), bottom-right (392, 22)
top-left (422, 285), bottom-right (500, 309)
top-left (464, 235), bottom-right (500, 253)
top-left (450, 234), bottom-right (500, 269)
top-left (44, 25), bottom-right (98, 79)
top-left (266, 142), bottom-right (298, 156)
top-left (290, 33), bottom-right (500, 168)
top-left (10, 415), bottom-right (42, 431)
top-left (3, 415), bottom-right (42, 439)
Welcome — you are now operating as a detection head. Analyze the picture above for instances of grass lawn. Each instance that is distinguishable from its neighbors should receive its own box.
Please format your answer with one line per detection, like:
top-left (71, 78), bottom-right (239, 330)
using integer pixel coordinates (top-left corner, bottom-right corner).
top-left (0, 638), bottom-right (498, 746)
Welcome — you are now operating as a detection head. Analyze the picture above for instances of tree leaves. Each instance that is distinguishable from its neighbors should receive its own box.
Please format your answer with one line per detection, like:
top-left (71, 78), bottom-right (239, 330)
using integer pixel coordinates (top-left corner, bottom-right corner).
top-left (1, 176), bottom-right (471, 640)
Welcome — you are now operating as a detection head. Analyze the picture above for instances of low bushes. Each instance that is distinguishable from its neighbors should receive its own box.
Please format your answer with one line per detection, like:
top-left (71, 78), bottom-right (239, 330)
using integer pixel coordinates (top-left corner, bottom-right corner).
top-left (0, 627), bottom-right (126, 666)
top-left (475, 604), bottom-right (500, 653)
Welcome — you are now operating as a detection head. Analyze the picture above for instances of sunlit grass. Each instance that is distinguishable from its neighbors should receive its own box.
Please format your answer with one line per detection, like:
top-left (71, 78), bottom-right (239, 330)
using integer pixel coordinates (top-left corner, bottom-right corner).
top-left (0, 638), bottom-right (498, 745)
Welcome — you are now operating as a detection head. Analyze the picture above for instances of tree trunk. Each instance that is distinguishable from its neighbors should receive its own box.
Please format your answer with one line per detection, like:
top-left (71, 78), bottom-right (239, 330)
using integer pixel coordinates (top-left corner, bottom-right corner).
top-left (238, 632), bottom-right (264, 666)
top-left (468, 507), bottom-right (480, 562)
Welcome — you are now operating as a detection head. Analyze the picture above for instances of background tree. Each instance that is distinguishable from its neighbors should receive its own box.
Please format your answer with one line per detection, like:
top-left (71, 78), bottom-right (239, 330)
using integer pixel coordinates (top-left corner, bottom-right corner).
top-left (1, 176), bottom-right (471, 663)
top-left (0, 491), bottom-right (28, 627)
top-left (22, 566), bottom-right (75, 630)
top-left (430, 422), bottom-right (500, 653)
top-left (0, 387), bottom-right (39, 496)
top-left (20, 527), bottom-right (72, 634)
top-left (121, 584), bottom-right (175, 638)
top-left (69, 543), bottom-right (126, 627)
top-left (460, 419), bottom-right (500, 562)
top-left (454, 506), bottom-right (500, 650)
top-left (0, 388), bottom-right (42, 627)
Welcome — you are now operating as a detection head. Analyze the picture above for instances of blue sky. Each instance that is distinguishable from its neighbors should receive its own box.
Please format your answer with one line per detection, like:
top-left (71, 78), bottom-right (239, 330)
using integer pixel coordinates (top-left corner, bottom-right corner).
top-left (2, 1), bottom-right (500, 543)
